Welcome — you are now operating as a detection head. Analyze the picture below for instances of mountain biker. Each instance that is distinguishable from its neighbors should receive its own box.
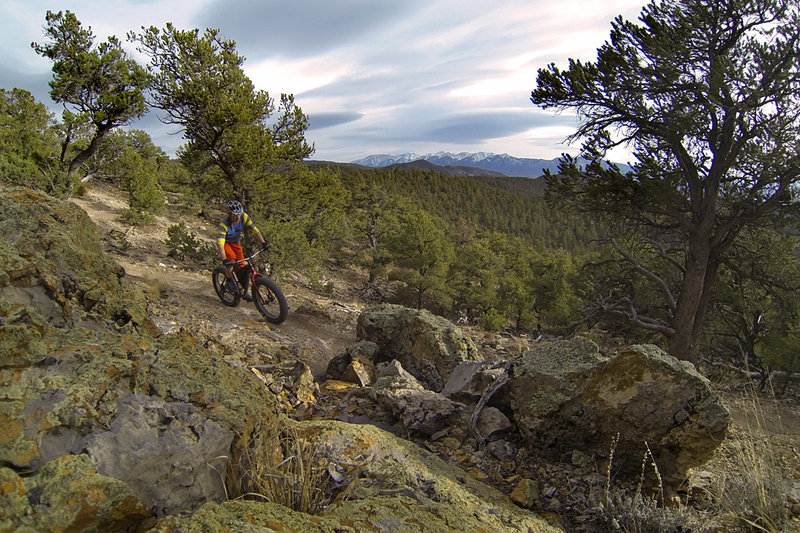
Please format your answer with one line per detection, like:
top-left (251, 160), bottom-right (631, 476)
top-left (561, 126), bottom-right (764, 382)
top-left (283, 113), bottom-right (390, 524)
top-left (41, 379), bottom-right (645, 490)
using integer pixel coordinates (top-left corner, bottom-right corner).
top-left (217, 199), bottom-right (267, 301)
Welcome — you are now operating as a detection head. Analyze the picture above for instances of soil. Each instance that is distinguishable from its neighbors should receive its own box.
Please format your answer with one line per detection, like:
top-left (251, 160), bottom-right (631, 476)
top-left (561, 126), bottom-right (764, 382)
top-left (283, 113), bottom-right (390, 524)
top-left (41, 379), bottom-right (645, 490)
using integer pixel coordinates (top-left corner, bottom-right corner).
top-left (70, 183), bottom-right (800, 530)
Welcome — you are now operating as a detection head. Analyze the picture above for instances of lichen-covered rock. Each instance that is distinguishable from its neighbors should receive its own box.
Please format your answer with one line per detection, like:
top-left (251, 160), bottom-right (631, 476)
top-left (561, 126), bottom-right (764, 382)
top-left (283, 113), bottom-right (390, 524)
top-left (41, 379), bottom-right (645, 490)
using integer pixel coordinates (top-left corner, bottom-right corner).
top-left (510, 337), bottom-right (730, 487)
top-left (0, 186), bottom-right (280, 523)
top-left (0, 186), bottom-right (156, 335)
top-left (1, 454), bottom-right (154, 532)
top-left (356, 304), bottom-right (482, 392)
top-left (153, 420), bottom-right (564, 533)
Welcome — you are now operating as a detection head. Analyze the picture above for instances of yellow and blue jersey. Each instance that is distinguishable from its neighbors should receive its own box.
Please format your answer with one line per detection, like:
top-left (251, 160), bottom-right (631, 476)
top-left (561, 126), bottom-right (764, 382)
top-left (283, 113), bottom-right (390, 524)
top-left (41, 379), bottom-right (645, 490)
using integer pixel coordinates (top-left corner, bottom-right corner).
top-left (216, 213), bottom-right (258, 245)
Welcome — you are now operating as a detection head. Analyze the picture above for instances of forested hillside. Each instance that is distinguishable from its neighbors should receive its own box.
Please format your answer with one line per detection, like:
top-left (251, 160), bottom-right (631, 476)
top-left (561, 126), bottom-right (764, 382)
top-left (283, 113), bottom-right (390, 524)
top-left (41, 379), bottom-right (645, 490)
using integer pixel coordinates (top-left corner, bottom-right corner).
top-left (310, 162), bottom-right (599, 252)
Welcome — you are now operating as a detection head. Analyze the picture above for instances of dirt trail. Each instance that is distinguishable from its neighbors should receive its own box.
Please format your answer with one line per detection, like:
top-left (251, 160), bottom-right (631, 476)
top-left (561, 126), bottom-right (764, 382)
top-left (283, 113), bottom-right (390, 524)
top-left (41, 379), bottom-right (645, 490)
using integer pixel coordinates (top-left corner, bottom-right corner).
top-left (71, 185), bottom-right (359, 377)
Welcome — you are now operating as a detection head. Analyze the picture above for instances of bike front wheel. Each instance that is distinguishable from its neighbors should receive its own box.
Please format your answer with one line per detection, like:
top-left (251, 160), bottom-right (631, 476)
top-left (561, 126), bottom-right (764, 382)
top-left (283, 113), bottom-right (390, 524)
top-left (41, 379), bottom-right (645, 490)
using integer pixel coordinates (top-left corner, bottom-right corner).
top-left (252, 275), bottom-right (288, 324)
top-left (212, 266), bottom-right (240, 307)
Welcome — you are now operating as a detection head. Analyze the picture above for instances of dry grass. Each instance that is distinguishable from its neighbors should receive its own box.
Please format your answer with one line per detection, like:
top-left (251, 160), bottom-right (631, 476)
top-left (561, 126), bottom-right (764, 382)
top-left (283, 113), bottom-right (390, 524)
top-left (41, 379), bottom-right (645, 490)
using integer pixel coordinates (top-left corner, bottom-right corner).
top-left (600, 434), bottom-right (693, 533)
top-left (225, 425), bottom-right (331, 514)
top-left (711, 385), bottom-right (790, 532)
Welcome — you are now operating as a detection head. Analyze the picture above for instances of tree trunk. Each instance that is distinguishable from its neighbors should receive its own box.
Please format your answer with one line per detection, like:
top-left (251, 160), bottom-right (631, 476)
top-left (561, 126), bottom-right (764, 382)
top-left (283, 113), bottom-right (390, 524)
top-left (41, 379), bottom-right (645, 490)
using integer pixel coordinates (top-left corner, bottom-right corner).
top-left (668, 230), bottom-right (714, 364)
top-left (67, 122), bottom-right (113, 177)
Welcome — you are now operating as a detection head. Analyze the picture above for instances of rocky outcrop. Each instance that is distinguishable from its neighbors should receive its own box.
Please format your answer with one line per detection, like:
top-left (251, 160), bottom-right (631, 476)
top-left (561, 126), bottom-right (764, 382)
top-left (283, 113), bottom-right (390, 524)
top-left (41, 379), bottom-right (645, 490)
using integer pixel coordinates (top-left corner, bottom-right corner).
top-left (510, 337), bottom-right (731, 487)
top-left (322, 327), bottom-right (730, 506)
top-left (155, 421), bottom-right (562, 532)
top-left (356, 304), bottom-right (482, 391)
top-left (0, 187), bottom-right (281, 527)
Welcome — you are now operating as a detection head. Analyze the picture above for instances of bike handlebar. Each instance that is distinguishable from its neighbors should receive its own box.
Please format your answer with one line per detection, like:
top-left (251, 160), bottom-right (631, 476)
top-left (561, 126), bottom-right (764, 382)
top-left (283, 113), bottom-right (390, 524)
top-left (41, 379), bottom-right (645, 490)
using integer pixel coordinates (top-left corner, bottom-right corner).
top-left (223, 248), bottom-right (266, 267)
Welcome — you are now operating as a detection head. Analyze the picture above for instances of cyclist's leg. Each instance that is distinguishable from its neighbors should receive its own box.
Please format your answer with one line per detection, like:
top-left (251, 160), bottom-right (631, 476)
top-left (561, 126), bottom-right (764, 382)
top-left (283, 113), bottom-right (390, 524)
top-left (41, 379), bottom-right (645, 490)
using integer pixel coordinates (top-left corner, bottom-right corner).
top-left (239, 264), bottom-right (253, 300)
top-left (224, 243), bottom-right (244, 291)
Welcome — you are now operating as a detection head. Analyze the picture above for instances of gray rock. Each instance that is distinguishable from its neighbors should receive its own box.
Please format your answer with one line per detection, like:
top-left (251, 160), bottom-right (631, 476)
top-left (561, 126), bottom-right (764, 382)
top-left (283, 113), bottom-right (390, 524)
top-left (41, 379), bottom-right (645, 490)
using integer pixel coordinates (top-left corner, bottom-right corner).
top-left (510, 337), bottom-right (730, 488)
top-left (83, 394), bottom-right (233, 516)
top-left (357, 304), bottom-right (482, 392)
top-left (370, 361), bottom-right (466, 435)
top-left (325, 340), bottom-right (380, 381)
top-left (476, 406), bottom-right (512, 437)
top-left (442, 360), bottom-right (508, 403)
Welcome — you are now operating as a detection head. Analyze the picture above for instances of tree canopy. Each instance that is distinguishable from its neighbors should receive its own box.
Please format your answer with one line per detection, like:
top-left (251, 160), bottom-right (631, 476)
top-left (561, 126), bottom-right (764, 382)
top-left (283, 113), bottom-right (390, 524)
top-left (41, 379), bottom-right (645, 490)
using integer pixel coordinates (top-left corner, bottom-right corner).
top-left (132, 24), bottom-right (314, 206)
top-left (0, 88), bottom-right (59, 191)
top-left (32, 10), bottom-right (149, 183)
top-left (532, 0), bottom-right (800, 362)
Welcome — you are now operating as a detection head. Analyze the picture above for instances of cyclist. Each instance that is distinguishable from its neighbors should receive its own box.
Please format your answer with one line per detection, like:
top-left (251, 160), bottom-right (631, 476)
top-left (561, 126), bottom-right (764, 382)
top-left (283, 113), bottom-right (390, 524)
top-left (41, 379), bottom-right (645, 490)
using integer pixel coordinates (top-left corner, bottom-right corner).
top-left (217, 199), bottom-right (267, 301)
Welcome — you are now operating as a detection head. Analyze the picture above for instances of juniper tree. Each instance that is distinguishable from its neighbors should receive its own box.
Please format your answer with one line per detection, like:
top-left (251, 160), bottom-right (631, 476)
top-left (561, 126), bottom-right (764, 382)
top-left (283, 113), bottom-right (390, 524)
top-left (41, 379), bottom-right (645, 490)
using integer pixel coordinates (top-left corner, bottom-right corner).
top-left (532, 0), bottom-right (800, 362)
top-left (132, 24), bottom-right (313, 207)
top-left (32, 11), bottom-right (149, 187)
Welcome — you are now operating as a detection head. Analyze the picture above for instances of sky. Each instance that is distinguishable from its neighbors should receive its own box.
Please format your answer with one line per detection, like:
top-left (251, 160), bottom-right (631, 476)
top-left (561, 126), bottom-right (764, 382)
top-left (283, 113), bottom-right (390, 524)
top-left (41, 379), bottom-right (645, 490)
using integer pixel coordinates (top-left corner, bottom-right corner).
top-left (1, 0), bottom-right (648, 163)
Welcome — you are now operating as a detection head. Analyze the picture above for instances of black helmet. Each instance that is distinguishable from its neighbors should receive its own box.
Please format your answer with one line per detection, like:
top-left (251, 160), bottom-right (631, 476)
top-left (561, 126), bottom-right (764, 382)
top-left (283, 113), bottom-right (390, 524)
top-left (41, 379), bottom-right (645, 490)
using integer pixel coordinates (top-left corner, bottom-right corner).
top-left (227, 200), bottom-right (243, 215)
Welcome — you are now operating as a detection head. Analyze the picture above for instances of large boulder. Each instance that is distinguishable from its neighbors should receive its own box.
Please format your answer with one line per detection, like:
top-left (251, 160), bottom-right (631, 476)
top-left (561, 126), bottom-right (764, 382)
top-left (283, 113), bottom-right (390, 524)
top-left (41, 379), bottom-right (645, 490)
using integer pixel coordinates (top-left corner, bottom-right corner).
top-left (356, 304), bottom-right (482, 391)
top-left (509, 337), bottom-right (730, 487)
top-left (0, 187), bottom-right (279, 527)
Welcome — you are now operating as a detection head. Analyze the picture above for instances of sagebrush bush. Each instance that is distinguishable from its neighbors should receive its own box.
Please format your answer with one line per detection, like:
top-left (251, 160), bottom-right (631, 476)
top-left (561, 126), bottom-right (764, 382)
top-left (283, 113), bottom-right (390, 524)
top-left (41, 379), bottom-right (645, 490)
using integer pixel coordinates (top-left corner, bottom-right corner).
top-left (599, 435), bottom-right (696, 533)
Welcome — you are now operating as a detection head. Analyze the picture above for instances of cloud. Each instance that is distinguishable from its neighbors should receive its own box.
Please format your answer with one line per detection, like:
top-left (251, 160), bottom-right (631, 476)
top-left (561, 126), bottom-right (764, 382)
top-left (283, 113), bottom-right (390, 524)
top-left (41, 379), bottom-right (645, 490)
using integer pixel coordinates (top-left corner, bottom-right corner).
top-left (195, 0), bottom-right (427, 59)
top-left (422, 109), bottom-right (574, 144)
top-left (308, 111), bottom-right (363, 130)
top-left (1, 0), bottom-right (648, 162)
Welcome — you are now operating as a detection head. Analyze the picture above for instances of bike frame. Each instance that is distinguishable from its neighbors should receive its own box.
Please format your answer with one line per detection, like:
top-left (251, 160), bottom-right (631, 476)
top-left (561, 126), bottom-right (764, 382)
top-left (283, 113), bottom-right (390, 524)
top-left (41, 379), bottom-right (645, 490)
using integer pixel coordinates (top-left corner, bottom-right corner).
top-left (226, 248), bottom-right (268, 288)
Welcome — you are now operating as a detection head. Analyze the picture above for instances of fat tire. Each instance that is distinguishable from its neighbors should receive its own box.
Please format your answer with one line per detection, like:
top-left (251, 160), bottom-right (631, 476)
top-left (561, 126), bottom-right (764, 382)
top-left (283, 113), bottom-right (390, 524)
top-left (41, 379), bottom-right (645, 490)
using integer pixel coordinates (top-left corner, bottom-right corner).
top-left (212, 265), bottom-right (240, 307)
top-left (253, 275), bottom-right (288, 324)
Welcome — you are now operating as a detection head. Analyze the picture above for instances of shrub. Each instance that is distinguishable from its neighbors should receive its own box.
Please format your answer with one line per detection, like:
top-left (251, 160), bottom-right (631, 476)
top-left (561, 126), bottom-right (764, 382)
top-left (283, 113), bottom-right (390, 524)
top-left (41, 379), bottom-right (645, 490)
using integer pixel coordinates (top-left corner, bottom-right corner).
top-left (121, 207), bottom-right (155, 226)
top-left (165, 222), bottom-right (216, 265)
top-left (479, 307), bottom-right (506, 332)
top-left (599, 435), bottom-right (696, 533)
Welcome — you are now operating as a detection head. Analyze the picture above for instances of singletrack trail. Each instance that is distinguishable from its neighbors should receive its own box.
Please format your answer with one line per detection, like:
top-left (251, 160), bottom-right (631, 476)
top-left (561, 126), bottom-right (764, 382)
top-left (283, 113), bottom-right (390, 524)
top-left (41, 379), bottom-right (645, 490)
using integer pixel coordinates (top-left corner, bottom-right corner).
top-left (71, 185), bottom-right (359, 378)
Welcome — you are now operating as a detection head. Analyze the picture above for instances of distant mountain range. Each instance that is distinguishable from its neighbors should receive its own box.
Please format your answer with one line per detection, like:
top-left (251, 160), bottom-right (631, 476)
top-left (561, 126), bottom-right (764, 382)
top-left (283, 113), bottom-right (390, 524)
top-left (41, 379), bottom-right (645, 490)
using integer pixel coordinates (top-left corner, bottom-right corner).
top-left (351, 151), bottom-right (632, 178)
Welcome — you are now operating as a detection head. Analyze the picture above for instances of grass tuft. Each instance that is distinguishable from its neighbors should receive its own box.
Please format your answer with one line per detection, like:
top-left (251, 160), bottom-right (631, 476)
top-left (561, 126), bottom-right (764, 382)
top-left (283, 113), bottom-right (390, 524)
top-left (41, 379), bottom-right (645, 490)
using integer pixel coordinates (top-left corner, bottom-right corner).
top-left (226, 425), bottom-right (332, 514)
top-left (600, 433), bottom-right (694, 533)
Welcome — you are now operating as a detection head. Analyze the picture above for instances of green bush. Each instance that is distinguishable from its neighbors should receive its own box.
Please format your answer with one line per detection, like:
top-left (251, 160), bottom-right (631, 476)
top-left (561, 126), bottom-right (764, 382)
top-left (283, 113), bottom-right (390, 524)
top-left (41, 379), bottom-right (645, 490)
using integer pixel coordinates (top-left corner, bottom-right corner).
top-left (121, 208), bottom-right (155, 226)
top-left (479, 308), bottom-right (506, 332)
top-left (165, 222), bottom-right (216, 264)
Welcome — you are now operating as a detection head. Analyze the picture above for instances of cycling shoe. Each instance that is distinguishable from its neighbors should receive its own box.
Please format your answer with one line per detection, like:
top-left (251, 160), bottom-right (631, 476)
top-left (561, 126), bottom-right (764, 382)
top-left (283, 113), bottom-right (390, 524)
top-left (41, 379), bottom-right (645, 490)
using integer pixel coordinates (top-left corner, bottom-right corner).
top-left (225, 278), bottom-right (238, 293)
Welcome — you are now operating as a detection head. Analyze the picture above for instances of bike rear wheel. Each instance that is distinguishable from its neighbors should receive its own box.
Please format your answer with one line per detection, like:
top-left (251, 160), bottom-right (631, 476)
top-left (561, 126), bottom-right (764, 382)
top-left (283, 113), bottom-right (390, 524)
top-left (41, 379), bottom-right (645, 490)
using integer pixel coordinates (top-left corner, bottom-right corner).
top-left (252, 275), bottom-right (288, 324)
top-left (212, 265), bottom-right (241, 307)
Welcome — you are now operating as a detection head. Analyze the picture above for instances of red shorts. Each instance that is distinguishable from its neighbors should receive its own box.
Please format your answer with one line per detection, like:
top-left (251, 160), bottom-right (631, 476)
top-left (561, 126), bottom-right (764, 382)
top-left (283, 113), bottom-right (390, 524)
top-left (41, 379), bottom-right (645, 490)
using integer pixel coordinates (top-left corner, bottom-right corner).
top-left (224, 243), bottom-right (244, 266)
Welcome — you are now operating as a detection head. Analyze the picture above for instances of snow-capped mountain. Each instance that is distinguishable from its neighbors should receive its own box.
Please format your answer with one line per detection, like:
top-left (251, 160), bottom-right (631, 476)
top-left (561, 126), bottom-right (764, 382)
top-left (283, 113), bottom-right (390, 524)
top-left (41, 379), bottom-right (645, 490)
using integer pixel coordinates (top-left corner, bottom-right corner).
top-left (352, 152), bottom-right (631, 178)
